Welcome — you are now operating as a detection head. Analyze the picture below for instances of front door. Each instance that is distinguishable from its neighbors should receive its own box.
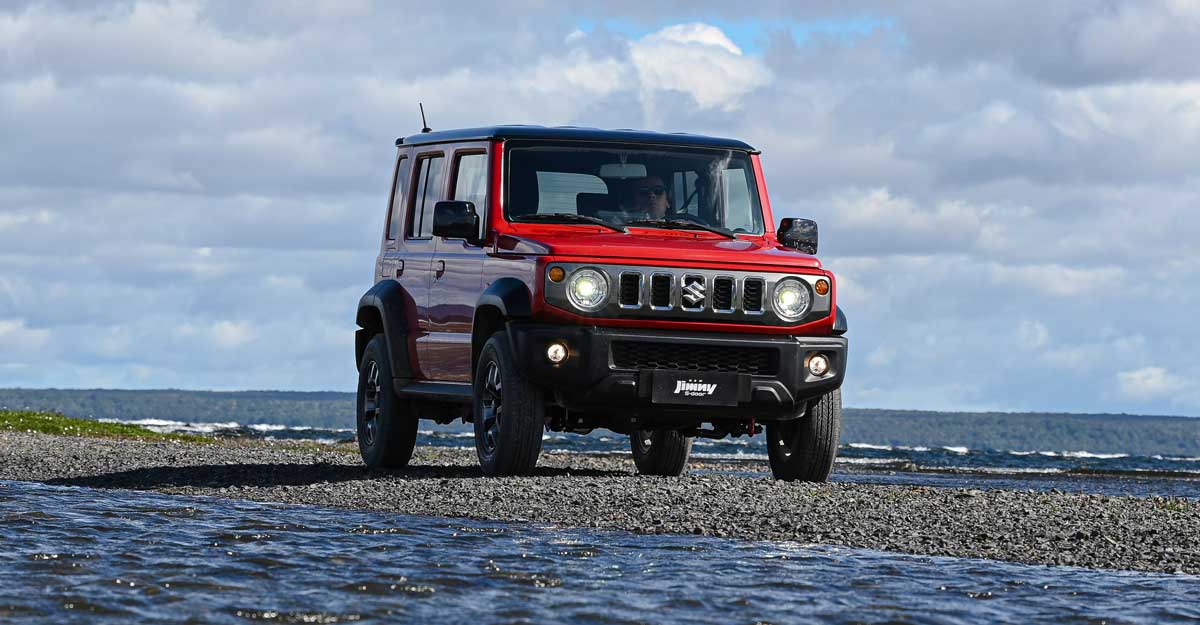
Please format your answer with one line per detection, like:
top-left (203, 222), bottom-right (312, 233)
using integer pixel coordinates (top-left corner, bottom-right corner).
top-left (426, 147), bottom-right (489, 382)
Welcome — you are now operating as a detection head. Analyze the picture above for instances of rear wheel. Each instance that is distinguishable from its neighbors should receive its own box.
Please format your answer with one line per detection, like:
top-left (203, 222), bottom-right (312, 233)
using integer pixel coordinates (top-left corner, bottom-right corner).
top-left (473, 332), bottom-right (545, 476)
top-left (630, 429), bottom-right (692, 477)
top-left (357, 334), bottom-right (419, 468)
top-left (766, 389), bottom-right (841, 482)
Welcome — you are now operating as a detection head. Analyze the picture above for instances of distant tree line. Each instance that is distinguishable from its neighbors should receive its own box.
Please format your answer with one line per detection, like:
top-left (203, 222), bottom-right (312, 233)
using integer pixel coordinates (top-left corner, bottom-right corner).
top-left (2, 388), bottom-right (1197, 456)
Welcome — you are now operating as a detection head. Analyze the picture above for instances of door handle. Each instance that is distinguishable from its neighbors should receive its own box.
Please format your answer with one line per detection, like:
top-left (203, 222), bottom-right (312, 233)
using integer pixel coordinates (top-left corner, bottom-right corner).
top-left (435, 260), bottom-right (446, 276)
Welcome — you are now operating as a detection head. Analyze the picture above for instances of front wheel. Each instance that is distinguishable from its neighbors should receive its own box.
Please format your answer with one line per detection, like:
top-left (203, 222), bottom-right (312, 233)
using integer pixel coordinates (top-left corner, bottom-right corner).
top-left (630, 429), bottom-right (693, 476)
top-left (473, 332), bottom-right (545, 476)
top-left (766, 389), bottom-right (841, 482)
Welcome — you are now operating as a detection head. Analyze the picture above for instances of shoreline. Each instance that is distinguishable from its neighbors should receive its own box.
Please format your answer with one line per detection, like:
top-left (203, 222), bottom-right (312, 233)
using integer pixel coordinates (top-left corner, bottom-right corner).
top-left (1, 431), bottom-right (1197, 574)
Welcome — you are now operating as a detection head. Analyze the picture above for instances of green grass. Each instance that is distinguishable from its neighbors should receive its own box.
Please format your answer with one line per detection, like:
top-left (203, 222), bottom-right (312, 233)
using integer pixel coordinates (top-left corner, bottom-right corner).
top-left (0, 410), bottom-right (212, 444)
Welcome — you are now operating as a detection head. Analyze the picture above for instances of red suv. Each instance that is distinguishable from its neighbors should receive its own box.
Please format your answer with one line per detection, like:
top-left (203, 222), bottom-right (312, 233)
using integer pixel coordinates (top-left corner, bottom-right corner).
top-left (355, 126), bottom-right (848, 481)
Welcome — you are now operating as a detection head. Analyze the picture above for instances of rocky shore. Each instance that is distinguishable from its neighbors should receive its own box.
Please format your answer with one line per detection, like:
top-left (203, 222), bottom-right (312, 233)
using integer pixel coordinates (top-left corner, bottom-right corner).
top-left (1, 431), bottom-right (1197, 574)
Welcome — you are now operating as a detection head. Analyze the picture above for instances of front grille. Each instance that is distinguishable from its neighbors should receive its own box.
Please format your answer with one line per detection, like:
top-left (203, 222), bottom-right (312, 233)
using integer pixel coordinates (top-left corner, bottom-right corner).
top-left (713, 277), bottom-right (734, 311)
top-left (619, 273), bottom-right (641, 307)
top-left (743, 278), bottom-right (764, 312)
top-left (611, 341), bottom-right (779, 375)
top-left (650, 274), bottom-right (672, 308)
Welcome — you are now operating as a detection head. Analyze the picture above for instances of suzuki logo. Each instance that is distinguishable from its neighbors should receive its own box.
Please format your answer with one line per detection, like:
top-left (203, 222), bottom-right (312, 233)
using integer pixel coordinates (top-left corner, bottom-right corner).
top-left (682, 279), bottom-right (706, 306)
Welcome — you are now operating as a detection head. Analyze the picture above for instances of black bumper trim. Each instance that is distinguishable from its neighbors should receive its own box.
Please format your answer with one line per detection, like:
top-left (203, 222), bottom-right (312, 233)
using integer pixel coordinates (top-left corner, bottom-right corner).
top-left (506, 323), bottom-right (847, 419)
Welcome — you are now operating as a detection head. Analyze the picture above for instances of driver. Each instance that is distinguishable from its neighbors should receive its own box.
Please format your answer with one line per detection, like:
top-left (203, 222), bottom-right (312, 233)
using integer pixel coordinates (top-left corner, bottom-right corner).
top-left (629, 175), bottom-right (670, 220)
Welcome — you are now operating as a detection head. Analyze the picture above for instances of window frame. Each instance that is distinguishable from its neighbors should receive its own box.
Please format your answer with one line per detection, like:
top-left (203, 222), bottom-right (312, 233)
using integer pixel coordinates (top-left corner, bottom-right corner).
top-left (385, 153), bottom-right (411, 242)
top-left (501, 140), bottom-right (764, 234)
top-left (448, 148), bottom-right (490, 245)
top-left (406, 149), bottom-right (448, 241)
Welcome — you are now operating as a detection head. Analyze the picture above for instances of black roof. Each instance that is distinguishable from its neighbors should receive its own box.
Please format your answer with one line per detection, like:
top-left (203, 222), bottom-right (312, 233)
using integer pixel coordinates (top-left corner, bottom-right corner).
top-left (396, 125), bottom-right (756, 151)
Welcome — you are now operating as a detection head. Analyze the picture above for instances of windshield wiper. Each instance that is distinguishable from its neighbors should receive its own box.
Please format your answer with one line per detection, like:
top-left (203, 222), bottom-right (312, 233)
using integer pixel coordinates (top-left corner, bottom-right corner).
top-left (512, 213), bottom-right (626, 233)
top-left (625, 218), bottom-right (737, 239)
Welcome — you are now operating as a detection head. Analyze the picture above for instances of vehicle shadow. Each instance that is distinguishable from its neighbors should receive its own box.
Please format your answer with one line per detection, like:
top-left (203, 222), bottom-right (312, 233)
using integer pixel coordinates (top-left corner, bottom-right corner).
top-left (48, 461), bottom-right (630, 491)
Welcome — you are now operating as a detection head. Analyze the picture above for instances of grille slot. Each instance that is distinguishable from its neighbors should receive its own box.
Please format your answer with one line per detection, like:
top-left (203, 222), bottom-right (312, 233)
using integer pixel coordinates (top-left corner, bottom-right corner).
top-left (650, 274), bottom-right (672, 308)
top-left (713, 277), bottom-right (734, 312)
top-left (619, 273), bottom-right (641, 308)
top-left (743, 278), bottom-right (764, 312)
top-left (611, 341), bottom-right (779, 375)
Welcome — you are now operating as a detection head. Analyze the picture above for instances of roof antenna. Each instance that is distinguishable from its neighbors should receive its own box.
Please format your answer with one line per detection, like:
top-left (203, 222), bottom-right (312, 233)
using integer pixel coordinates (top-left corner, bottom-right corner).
top-left (419, 102), bottom-right (432, 133)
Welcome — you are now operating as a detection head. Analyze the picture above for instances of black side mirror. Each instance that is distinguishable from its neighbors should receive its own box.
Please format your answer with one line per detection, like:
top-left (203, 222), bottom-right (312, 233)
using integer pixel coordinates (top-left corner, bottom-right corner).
top-left (778, 218), bottom-right (818, 254)
top-left (432, 201), bottom-right (480, 243)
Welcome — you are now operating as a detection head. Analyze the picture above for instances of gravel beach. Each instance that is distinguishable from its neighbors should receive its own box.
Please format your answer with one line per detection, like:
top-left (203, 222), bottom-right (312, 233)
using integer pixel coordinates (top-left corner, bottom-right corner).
top-left (2, 431), bottom-right (1197, 574)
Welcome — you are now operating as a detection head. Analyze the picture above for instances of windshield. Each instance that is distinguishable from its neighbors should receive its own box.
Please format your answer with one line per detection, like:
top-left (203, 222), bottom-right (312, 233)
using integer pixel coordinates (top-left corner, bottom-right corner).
top-left (505, 143), bottom-right (764, 235)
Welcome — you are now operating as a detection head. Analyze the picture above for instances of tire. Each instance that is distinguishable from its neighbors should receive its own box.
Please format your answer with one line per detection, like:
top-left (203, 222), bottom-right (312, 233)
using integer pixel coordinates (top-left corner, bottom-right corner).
top-left (766, 389), bottom-right (842, 482)
top-left (630, 429), bottom-right (692, 477)
top-left (473, 332), bottom-right (545, 476)
top-left (357, 334), bottom-right (419, 468)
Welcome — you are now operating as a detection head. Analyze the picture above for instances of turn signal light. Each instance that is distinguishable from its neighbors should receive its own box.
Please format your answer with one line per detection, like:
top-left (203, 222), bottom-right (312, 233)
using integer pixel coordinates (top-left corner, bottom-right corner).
top-left (548, 266), bottom-right (565, 282)
top-left (814, 279), bottom-right (829, 296)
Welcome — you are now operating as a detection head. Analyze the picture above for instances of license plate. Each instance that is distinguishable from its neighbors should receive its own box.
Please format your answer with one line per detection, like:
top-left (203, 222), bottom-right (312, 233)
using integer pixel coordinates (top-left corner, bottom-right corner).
top-left (651, 370), bottom-right (739, 406)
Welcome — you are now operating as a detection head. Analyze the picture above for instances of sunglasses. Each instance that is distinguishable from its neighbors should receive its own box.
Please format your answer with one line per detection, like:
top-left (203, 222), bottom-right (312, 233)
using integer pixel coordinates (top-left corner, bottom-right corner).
top-left (636, 185), bottom-right (667, 197)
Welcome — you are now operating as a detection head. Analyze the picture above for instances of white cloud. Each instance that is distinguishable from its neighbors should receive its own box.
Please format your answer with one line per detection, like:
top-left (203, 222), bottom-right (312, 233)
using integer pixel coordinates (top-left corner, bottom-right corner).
top-left (1016, 320), bottom-right (1050, 349)
top-left (0, 318), bottom-right (49, 352)
top-left (210, 321), bottom-right (254, 350)
top-left (1117, 366), bottom-right (1189, 401)
top-left (989, 263), bottom-right (1125, 298)
top-left (630, 23), bottom-right (771, 115)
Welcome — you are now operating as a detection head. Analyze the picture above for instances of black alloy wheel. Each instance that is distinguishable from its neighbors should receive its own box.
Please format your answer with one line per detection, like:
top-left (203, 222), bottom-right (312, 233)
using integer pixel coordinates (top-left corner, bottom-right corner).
top-left (630, 429), bottom-right (693, 476)
top-left (765, 389), bottom-right (841, 482)
top-left (472, 332), bottom-right (545, 476)
top-left (356, 334), bottom-right (418, 468)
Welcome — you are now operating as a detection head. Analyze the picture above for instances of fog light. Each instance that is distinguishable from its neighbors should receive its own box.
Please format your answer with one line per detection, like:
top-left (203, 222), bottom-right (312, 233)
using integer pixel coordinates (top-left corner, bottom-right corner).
top-left (546, 342), bottom-right (568, 364)
top-left (808, 354), bottom-right (830, 376)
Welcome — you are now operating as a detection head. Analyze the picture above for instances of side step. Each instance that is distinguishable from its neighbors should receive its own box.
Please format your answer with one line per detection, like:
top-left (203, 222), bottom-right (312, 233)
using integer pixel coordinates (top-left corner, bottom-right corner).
top-left (393, 380), bottom-right (473, 404)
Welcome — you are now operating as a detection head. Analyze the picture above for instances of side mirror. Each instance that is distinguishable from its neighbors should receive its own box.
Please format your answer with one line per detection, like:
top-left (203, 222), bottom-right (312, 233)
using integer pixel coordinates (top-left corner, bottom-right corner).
top-left (432, 201), bottom-right (480, 243)
top-left (778, 218), bottom-right (818, 254)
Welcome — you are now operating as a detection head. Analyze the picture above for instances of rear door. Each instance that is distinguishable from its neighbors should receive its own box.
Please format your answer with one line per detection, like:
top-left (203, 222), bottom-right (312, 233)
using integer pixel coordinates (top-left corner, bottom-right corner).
top-left (404, 149), bottom-right (447, 379)
top-left (426, 144), bottom-right (489, 382)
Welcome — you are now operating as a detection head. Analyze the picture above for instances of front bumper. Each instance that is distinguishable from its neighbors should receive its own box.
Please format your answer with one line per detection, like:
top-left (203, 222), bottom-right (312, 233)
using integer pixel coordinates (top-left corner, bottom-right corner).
top-left (505, 322), bottom-right (847, 420)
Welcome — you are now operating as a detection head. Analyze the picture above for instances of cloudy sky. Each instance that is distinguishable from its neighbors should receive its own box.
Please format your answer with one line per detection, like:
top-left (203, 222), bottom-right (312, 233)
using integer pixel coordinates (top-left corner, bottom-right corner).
top-left (1, 1), bottom-right (1198, 416)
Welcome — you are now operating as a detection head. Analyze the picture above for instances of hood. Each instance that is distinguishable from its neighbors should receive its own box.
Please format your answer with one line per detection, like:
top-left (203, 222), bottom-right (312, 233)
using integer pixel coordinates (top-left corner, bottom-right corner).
top-left (497, 228), bottom-right (822, 270)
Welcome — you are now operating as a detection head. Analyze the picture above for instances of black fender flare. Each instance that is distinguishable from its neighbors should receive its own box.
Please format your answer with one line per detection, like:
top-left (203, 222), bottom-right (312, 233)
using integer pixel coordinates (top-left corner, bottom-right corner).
top-left (476, 277), bottom-right (533, 318)
top-left (355, 280), bottom-right (416, 378)
top-left (833, 307), bottom-right (848, 336)
top-left (472, 278), bottom-right (534, 370)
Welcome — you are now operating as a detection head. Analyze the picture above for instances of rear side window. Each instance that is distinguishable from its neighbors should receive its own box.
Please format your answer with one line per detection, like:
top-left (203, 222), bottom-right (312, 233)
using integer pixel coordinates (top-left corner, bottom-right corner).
top-left (453, 152), bottom-right (488, 239)
top-left (387, 156), bottom-right (410, 240)
top-left (408, 154), bottom-right (445, 239)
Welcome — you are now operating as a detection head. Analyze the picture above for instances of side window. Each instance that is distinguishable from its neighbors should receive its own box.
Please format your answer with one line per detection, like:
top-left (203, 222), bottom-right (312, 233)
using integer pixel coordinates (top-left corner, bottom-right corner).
top-left (386, 157), bottom-right (410, 240)
top-left (535, 171), bottom-right (607, 214)
top-left (452, 152), bottom-right (488, 239)
top-left (408, 154), bottom-right (445, 239)
top-left (722, 168), bottom-right (754, 232)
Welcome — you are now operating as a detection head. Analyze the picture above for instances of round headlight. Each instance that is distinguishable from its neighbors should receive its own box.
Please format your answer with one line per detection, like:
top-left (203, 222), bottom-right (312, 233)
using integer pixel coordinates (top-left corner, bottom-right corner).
top-left (773, 278), bottom-right (811, 320)
top-left (567, 268), bottom-right (609, 312)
